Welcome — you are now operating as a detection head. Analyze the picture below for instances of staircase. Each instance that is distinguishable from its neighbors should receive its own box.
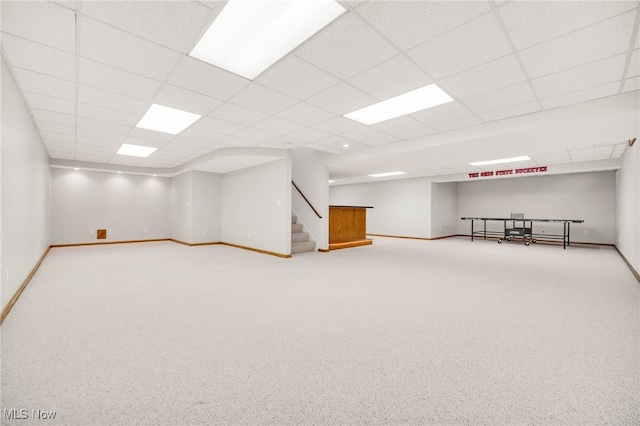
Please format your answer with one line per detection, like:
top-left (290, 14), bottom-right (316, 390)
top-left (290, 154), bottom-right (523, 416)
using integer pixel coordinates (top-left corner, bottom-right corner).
top-left (291, 213), bottom-right (316, 254)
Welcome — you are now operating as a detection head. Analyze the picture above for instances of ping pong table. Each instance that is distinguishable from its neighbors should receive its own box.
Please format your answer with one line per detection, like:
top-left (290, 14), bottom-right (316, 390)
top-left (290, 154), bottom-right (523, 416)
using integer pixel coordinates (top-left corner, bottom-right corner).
top-left (460, 216), bottom-right (584, 249)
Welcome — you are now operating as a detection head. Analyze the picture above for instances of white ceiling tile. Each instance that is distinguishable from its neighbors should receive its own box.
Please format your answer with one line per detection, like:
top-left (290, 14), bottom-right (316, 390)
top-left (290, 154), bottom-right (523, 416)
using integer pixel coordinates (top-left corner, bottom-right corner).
top-left (234, 127), bottom-right (279, 143)
top-left (77, 128), bottom-right (125, 143)
top-left (394, 126), bottom-right (438, 141)
top-left (77, 103), bottom-right (140, 126)
top-left (127, 128), bottom-right (174, 143)
top-left (256, 56), bottom-right (340, 100)
top-left (287, 127), bottom-right (333, 143)
top-left (276, 102), bottom-right (335, 126)
top-left (208, 103), bottom-right (268, 126)
top-left (499, 1), bottom-right (638, 50)
top-left (219, 136), bottom-right (258, 148)
top-left (356, 1), bottom-right (491, 50)
top-left (41, 131), bottom-right (75, 143)
top-left (228, 84), bottom-right (299, 114)
top-left (258, 136), bottom-right (308, 150)
top-left (1, 34), bottom-right (76, 80)
top-left (192, 117), bottom-right (244, 136)
top-left (180, 126), bottom-right (228, 143)
top-left (77, 117), bottom-right (131, 136)
top-left (306, 143), bottom-right (341, 154)
top-left (76, 143), bottom-right (118, 154)
top-left (109, 156), bottom-right (145, 166)
top-left (479, 101), bottom-right (541, 122)
top-left (158, 142), bottom-right (202, 154)
top-left (533, 54), bottom-right (626, 99)
top-left (408, 13), bottom-right (512, 79)
top-left (79, 59), bottom-right (162, 101)
top-left (37, 121), bottom-right (75, 136)
top-left (253, 117), bottom-right (304, 135)
top-left (79, 17), bottom-right (181, 81)
top-left (628, 49), bottom-right (639, 78)
top-left (76, 138), bottom-right (120, 148)
top-left (364, 134), bottom-right (401, 146)
top-left (347, 55), bottom-right (431, 100)
top-left (411, 101), bottom-right (474, 126)
top-left (49, 152), bottom-right (75, 160)
top-left (540, 82), bottom-right (621, 109)
top-left (307, 83), bottom-right (377, 115)
top-left (168, 56), bottom-right (250, 100)
top-left (295, 13), bottom-right (398, 80)
top-left (311, 116), bottom-right (364, 135)
top-left (341, 127), bottom-right (387, 143)
top-left (170, 136), bottom-right (216, 149)
top-left (623, 76), bottom-right (639, 92)
top-left (519, 11), bottom-right (636, 79)
top-left (463, 82), bottom-right (536, 114)
top-left (1, 1), bottom-right (76, 52)
top-left (81, 1), bottom-right (211, 51)
top-left (371, 116), bottom-right (425, 135)
top-left (315, 135), bottom-right (355, 146)
top-left (75, 152), bottom-right (113, 163)
top-left (440, 55), bottom-right (526, 99)
top-left (31, 109), bottom-right (75, 127)
top-left (324, 139), bottom-right (369, 151)
top-left (12, 68), bottom-right (75, 101)
top-left (530, 150), bottom-right (570, 161)
top-left (43, 139), bottom-right (74, 149)
top-left (78, 85), bottom-right (149, 116)
top-left (153, 85), bottom-right (222, 116)
top-left (432, 116), bottom-right (483, 132)
top-left (23, 92), bottom-right (75, 115)
top-left (570, 146), bottom-right (616, 160)
top-left (121, 136), bottom-right (165, 149)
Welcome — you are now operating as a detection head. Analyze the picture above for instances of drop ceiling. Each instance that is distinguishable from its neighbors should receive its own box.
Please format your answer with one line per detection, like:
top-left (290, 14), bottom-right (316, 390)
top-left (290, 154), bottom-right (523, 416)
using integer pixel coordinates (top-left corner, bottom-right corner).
top-left (1, 0), bottom-right (638, 180)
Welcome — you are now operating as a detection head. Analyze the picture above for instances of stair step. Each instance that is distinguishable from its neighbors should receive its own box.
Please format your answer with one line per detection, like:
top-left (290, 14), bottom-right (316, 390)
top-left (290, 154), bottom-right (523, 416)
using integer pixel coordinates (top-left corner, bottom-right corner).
top-left (291, 232), bottom-right (309, 243)
top-left (291, 241), bottom-right (315, 254)
top-left (291, 223), bottom-right (303, 233)
top-left (291, 215), bottom-right (297, 224)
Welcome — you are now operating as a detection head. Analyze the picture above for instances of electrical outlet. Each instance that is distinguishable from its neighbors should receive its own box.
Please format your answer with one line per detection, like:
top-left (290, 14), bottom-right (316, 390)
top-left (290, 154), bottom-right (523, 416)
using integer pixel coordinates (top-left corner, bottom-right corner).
top-left (248, 233), bottom-right (251, 239)
top-left (90, 229), bottom-right (94, 236)
top-left (143, 228), bottom-right (148, 233)
top-left (203, 230), bottom-right (208, 236)
top-left (109, 229), bottom-right (114, 235)
top-left (583, 231), bottom-right (588, 236)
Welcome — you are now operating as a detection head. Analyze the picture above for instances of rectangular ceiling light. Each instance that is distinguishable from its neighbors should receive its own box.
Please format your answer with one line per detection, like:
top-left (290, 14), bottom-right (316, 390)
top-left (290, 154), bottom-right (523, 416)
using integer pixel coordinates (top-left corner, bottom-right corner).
top-left (368, 171), bottom-right (406, 178)
top-left (189, 0), bottom-right (345, 80)
top-left (344, 84), bottom-right (454, 125)
top-left (117, 143), bottom-right (158, 158)
top-left (470, 156), bottom-right (531, 166)
top-left (136, 104), bottom-right (202, 135)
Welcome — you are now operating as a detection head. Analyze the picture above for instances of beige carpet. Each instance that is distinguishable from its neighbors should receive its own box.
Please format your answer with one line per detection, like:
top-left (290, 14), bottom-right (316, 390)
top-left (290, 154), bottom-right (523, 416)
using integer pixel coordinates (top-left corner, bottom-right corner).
top-left (1, 237), bottom-right (638, 425)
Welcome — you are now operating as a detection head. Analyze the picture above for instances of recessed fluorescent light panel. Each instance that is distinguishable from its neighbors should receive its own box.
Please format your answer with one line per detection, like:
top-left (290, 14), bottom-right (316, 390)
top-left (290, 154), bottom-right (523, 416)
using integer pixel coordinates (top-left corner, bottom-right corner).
top-left (469, 156), bottom-right (531, 166)
top-left (368, 171), bottom-right (406, 178)
top-left (136, 104), bottom-right (202, 135)
top-left (117, 143), bottom-right (158, 158)
top-left (344, 84), bottom-right (454, 125)
top-left (189, 0), bottom-right (345, 80)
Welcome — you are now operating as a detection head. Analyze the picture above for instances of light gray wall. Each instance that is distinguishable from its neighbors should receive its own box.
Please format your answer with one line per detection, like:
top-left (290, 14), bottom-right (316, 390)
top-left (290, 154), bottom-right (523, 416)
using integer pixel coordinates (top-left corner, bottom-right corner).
top-left (431, 182), bottom-right (458, 238)
top-left (51, 169), bottom-right (171, 244)
top-left (292, 148), bottom-right (328, 250)
top-left (457, 171), bottom-right (616, 244)
top-left (171, 172), bottom-right (192, 242)
top-left (616, 144), bottom-right (639, 272)
top-left (330, 178), bottom-right (432, 238)
top-left (170, 171), bottom-right (222, 244)
top-left (1, 56), bottom-right (51, 310)
top-left (191, 171), bottom-right (222, 244)
top-left (221, 158), bottom-right (291, 255)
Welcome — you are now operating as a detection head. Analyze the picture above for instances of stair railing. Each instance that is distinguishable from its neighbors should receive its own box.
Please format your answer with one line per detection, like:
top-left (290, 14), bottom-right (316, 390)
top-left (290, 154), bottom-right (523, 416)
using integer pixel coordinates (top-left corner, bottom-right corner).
top-left (292, 181), bottom-right (322, 219)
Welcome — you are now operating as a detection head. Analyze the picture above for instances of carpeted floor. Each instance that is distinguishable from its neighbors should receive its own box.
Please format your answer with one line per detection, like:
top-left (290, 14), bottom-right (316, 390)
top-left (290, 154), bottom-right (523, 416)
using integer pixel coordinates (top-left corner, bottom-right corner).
top-left (1, 237), bottom-right (638, 425)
